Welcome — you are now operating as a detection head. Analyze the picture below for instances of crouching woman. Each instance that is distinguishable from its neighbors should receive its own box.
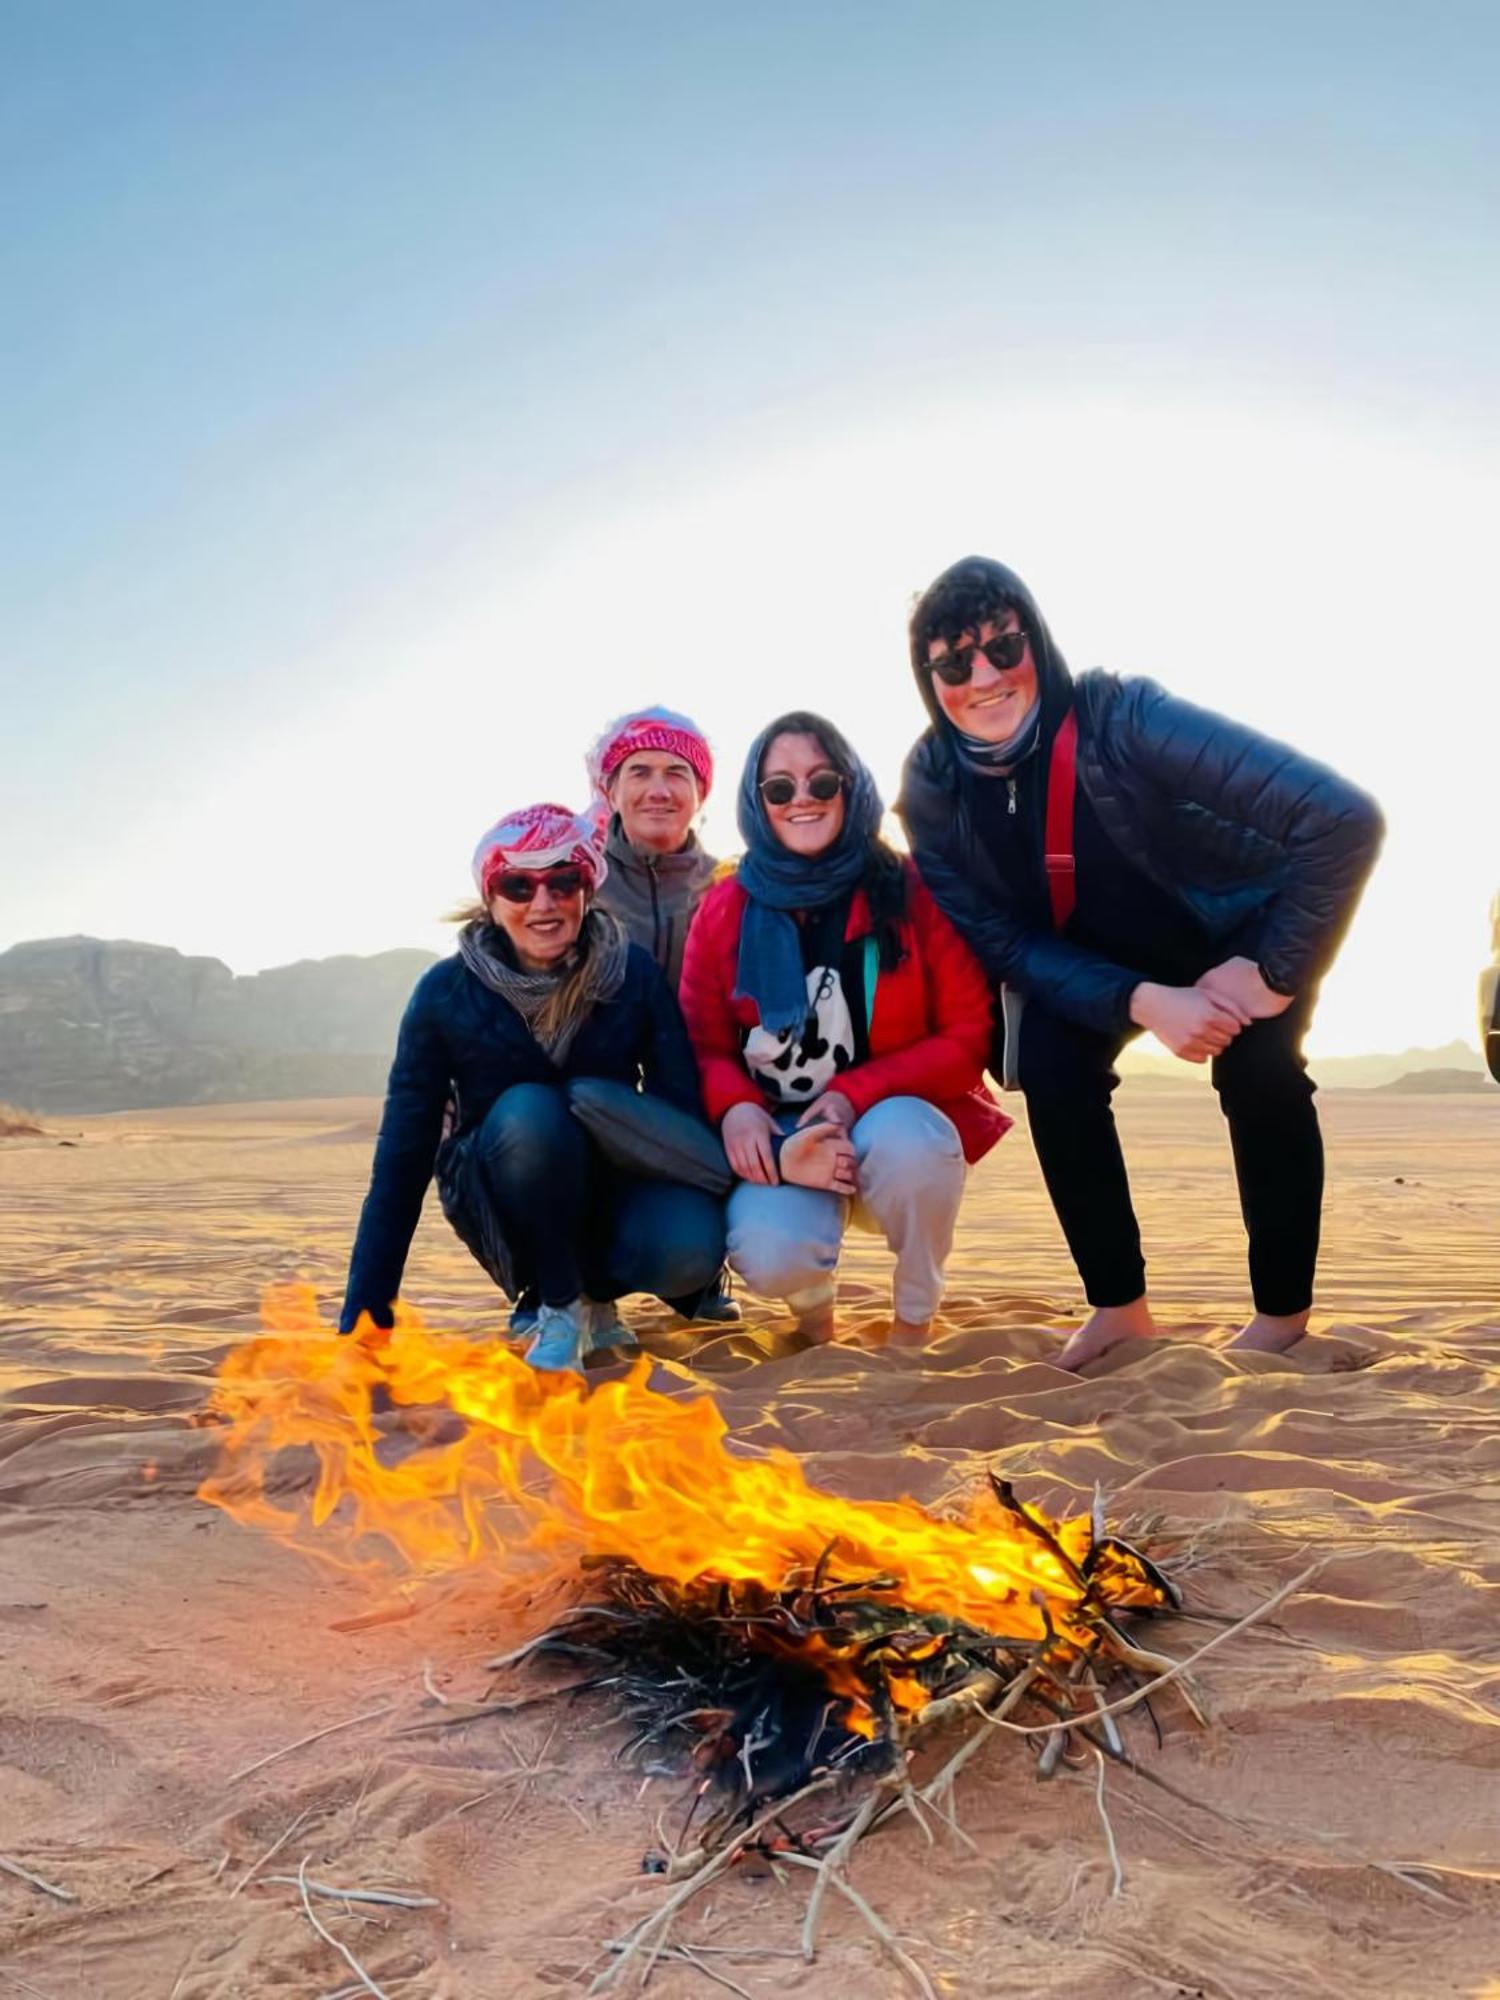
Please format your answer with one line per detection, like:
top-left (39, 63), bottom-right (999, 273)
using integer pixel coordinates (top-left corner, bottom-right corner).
top-left (340, 803), bottom-right (726, 1373)
top-left (679, 714), bottom-right (1010, 1345)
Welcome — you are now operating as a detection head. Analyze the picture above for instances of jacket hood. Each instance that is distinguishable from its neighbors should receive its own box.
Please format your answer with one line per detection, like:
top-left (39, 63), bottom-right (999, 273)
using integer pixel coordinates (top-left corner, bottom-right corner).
top-left (908, 556), bottom-right (1075, 752)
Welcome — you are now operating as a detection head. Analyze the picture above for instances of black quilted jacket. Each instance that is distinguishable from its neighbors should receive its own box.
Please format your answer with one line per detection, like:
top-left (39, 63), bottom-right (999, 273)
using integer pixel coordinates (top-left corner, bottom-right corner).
top-left (898, 566), bottom-right (1385, 1038)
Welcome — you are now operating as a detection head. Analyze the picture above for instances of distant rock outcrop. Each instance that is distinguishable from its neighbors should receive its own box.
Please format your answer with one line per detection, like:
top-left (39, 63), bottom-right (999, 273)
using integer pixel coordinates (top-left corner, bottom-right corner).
top-left (0, 936), bottom-right (437, 1113)
top-left (1375, 1067), bottom-right (1495, 1094)
top-left (1118, 1036), bottom-right (1486, 1090)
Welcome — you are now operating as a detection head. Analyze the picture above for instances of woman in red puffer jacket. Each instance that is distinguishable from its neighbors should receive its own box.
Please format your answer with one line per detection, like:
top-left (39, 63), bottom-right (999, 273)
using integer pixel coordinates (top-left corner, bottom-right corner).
top-left (679, 710), bottom-right (1009, 1348)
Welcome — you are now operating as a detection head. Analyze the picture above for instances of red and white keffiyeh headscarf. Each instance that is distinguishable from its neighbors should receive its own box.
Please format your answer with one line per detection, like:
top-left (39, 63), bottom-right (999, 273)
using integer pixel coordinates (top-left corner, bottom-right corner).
top-left (585, 706), bottom-right (714, 801)
top-left (470, 803), bottom-right (610, 902)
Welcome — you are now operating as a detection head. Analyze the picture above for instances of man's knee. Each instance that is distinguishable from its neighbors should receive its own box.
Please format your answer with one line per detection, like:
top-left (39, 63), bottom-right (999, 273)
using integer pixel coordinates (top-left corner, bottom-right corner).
top-left (1213, 1029), bottom-right (1315, 1112)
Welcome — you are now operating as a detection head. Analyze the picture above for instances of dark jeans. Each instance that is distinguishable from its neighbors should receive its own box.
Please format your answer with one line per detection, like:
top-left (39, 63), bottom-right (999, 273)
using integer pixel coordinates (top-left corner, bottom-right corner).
top-left (1013, 993), bottom-right (1323, 1316)
top-left (468, 1082), bottom-right (725, 1310)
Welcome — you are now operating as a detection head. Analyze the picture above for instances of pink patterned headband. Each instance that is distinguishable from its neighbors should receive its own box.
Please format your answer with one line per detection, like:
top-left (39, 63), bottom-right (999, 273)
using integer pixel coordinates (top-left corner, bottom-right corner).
top-left (586, 706), bottom-right (713, 800)
top-left (471, 803), bottom-right (609, 902)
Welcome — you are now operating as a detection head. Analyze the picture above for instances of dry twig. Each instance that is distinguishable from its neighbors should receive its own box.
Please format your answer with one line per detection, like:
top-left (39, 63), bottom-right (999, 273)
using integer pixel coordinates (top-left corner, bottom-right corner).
top-left (295, 1855), bottom-right (394, 1999)
top-left (395, 1684), bottom-right (587, 1734)
top-left (266, 1873), bottom-right (439, 1909)
top-left (229, 1704), bottom-right (394, 1784)
top-left (0, 1854), bottom-right (74, 1903)
top-left (986, 1564), bottom-right (1322, 1743)
top-left (919, 1662), bottom-right (1038, 1811)
top-left (229, 1806), bottom-right (313, 1897)
top-left (1091, 1748), bottom-right (1124, 1897)
top-left (590, 1775), bottom-right (840, 1994)
top-left (779, 1851), bottom-right (936, 1999)
top-left (800, 1785), bottom-right (884, 1960)
top-left (674, 1947), bottom-right (756, 2000)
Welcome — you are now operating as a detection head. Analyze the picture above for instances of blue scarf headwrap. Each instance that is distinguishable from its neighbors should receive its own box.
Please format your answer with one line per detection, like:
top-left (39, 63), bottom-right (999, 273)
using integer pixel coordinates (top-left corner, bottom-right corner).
top-left (733, 721), bottom-right (885, 1036)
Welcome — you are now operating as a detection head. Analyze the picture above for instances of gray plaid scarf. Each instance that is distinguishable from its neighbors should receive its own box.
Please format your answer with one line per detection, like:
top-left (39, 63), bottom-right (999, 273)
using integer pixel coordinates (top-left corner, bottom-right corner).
top-left (457, 908), bottom-right (631, 1061)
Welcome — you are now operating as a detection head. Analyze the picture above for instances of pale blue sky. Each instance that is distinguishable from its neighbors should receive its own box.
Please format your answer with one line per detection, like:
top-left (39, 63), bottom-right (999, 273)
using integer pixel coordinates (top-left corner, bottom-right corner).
top-left (4, 2), bottom-right (1496, 1052)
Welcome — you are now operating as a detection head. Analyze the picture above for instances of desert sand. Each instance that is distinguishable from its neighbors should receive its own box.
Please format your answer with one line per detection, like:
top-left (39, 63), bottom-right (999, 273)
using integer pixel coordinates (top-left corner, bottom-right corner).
top-left (2, 1087), bottom-right (1498, 1999)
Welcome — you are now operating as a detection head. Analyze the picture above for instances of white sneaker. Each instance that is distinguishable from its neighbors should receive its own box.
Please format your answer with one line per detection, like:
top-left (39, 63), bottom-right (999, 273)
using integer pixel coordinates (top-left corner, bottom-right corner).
top-left (524, 1301), bottom-right (587, 1374)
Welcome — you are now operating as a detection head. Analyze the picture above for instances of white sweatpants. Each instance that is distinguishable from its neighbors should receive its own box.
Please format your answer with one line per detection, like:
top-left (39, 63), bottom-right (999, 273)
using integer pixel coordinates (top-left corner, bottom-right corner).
top-left (726, 1096), bottom-right (966, 1324)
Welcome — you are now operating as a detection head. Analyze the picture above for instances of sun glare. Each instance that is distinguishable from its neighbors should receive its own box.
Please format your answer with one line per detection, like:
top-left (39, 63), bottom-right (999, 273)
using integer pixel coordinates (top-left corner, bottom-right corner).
top-left (84, 392), bottom-right (1493, 1059)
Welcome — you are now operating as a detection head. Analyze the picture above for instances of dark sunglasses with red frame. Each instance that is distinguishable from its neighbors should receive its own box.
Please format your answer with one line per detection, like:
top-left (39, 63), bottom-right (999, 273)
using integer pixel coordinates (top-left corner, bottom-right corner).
top-left (488, 865), bottom-right (588, 905)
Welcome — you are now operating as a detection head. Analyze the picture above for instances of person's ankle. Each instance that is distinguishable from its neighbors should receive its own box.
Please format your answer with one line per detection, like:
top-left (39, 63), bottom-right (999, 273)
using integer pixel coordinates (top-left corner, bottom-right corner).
top-left (1055, 1296), bottom-right (1156, 1371)
top-left (792, 1301), bottom-right (837, 1345)
top-left (1228, 1308), bottom-right (1309, 1352)
top-left (1088, 1297), bottom-right (1156, 1332)
top-left (889, 1315), bottom-right (931, 1347)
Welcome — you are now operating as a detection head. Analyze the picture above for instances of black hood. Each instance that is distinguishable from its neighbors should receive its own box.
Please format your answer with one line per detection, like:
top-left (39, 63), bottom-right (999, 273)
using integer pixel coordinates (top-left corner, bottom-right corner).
top-left (908, 556), bottom-right (1075, 751)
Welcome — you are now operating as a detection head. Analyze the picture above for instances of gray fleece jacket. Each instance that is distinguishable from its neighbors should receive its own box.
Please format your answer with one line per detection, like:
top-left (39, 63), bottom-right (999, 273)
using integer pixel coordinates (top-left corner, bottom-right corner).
top-left (595, 816), bottom-right (719, 990)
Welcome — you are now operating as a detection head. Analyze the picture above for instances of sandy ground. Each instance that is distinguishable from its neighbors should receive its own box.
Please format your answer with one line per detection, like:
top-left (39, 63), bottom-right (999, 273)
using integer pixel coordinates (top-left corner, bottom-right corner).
top-left (2, 1087), bottom-right (1498, 1999)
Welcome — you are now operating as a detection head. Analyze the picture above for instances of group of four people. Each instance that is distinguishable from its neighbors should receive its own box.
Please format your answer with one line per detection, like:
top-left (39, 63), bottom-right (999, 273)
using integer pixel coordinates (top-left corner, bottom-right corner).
top-left (341, 556), bottom-right (1383, 1376)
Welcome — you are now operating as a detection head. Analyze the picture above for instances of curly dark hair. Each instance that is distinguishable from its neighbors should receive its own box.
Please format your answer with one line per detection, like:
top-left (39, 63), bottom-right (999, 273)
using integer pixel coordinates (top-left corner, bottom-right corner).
top-left (907, 555), bottom-right (1028, 676)
top-left (758, 709), bottom-right (908, 970)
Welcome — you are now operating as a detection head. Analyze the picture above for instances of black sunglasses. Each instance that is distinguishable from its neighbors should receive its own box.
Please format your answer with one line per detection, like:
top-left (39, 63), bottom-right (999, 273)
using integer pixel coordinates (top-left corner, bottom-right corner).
top-left (490, 865), bottom-right (587, 904)
top-left (930, 628), bottom-right (1028, 686)
top-left (758, 769), bottom-right (845, 809)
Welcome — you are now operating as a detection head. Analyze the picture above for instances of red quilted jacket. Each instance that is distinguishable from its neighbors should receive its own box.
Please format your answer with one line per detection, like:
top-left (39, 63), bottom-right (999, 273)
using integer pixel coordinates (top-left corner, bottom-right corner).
top-left (678, 861), bottom-right (1011, 1164)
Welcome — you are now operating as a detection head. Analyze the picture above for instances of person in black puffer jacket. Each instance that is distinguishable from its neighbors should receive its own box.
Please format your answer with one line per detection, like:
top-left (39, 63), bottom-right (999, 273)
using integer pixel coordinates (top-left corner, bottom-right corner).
top-left (340, 801), bottom-right (726, 1376)
top-left (898, 556), bottom-right (1384, 1370)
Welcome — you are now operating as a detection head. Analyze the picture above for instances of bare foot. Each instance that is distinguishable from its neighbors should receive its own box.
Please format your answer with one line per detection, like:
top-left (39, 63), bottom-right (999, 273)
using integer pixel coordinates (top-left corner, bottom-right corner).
top-left (1227, 1310), bottom-right (1310, 1354)
top-left (791, 1302), bottom-right (837, 1346)
top-left (888, 1316), bottom-right (932, 1348)
top-left (1055, 1297), bottom-right (1158, 1372)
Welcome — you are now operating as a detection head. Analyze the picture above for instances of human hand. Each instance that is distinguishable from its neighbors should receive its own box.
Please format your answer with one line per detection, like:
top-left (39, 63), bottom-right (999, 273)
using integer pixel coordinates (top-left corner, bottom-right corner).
top-left (722, 1101), bottom-right (780, 1184)
top-left (780, 1120), bottom-right (859, 1195)
top-left (1196, 955), bottom-right (1294, 1021)
top-left (1129, 981), bottom-right (1245, 1063)
top-left (795, 1089), bottom-right (856, 1131)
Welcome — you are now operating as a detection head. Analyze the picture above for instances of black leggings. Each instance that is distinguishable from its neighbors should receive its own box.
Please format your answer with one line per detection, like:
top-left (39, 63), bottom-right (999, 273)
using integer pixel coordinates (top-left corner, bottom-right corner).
top-left (1015, 995), bottom-right (1323, 1315)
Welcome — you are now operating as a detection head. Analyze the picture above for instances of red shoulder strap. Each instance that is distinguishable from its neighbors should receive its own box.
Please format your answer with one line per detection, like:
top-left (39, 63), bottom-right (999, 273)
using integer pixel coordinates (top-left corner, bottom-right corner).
top-left (1044, 706), bottom-right (1079, 931)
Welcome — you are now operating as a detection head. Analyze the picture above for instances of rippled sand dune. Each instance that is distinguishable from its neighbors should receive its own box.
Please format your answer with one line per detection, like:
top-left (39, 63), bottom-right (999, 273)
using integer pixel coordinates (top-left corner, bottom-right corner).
top-left (2, 1089), bottom-right (1497, 1998)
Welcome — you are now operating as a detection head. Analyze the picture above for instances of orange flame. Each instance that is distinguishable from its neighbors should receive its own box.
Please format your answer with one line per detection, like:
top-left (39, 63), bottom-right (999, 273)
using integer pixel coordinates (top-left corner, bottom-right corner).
top-left (199, 1287), bottom-right (1108, 1643)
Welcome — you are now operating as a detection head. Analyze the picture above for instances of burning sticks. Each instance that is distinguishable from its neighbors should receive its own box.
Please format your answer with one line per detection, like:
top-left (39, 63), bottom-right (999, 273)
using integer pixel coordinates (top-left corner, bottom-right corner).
top-left (201, 1290), bottom-right (1203, 1990)
top-left (505, 1487), bottom-right (1178, 1863)
top-left (490, 1488), bottom-right (1183, 1993)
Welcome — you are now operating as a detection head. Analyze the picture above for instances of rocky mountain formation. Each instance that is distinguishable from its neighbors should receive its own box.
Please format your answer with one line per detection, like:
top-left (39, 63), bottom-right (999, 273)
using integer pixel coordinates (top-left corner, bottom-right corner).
top-left (0, 935), bottom-right (1489, 1115)
top-left (0, 936), bottom-right (435, 1113)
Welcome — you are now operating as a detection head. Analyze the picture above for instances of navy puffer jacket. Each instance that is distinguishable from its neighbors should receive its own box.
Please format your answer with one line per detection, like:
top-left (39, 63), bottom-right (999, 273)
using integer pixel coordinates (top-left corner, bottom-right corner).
top-left (341, 942), bottom-right (704, 1330)
top-left (898, 561), bottom-right (1385, 1037)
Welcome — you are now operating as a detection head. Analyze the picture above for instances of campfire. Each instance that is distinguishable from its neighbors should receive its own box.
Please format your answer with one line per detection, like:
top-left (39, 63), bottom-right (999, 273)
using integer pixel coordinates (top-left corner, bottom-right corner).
top-left (202, 1287), bottom-right (1194, 1988)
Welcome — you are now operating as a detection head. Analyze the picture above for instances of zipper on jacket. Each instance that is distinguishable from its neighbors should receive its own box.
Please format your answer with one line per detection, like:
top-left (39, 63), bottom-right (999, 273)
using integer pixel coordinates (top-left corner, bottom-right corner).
top-left (1006, 776), bottom-right (1017, 816)
top-left (647, 863), bottom-right (663, 963)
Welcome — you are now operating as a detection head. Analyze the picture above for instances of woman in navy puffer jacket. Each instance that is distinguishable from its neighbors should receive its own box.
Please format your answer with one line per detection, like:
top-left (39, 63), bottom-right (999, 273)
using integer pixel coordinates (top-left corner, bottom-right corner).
top-left (340, 802), bottom-right (725, 1375)
top-left (899, 556), bottom-right (1384, 1372)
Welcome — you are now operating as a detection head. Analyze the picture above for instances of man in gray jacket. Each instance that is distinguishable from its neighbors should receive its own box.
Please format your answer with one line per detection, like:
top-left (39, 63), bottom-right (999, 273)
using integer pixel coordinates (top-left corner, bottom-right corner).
top-left (588, 706), bottom-right (740, 1323)
top-left (588, 707), bottom-right (720, 990)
